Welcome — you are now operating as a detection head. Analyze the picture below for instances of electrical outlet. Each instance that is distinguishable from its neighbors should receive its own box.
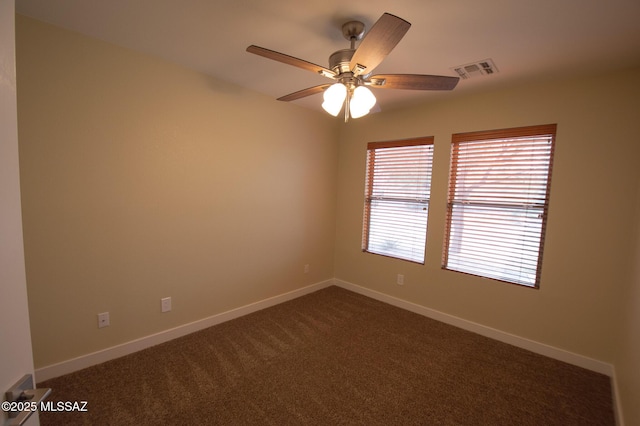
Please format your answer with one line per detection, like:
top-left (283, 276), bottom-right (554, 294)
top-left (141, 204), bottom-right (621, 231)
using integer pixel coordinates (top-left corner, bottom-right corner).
top-left (397, 274), bottom-right (404, 285)
top-left (98, 312), bottom-right (110, 328)
top-left (161, 297), bottom-right (172, 313)
top-left (304, 264), bottom-right (310, 274)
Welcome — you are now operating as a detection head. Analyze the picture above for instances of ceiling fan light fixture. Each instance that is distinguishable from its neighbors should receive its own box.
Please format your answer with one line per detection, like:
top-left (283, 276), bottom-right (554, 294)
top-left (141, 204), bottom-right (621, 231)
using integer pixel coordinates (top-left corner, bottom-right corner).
top-left (248, 13), bottom-right (459, 122)
top-left (349, 86), bottom-right (376, 119)
top-left (322, 83), bottom-right (347, 116)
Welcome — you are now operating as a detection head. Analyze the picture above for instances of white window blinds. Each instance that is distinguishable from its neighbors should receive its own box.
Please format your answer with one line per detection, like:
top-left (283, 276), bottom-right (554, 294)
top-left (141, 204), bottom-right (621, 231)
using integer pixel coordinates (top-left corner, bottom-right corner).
top-left (362, 138), bottom-right (434, 264)
top-left (443, 125), bottom-right (556, 287)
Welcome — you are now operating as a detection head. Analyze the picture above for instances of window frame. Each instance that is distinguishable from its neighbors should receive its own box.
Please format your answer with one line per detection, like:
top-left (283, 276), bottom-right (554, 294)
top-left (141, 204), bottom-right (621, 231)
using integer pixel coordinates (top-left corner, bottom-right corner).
top-left (442, 124), bottom-right (557, 288)
top-left (361, 137), bottom-right (434, 264)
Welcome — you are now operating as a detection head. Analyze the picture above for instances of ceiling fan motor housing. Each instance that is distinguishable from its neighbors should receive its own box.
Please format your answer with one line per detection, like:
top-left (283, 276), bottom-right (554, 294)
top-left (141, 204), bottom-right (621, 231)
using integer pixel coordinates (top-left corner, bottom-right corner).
top-left (329, 49), bottom-right (355, 74)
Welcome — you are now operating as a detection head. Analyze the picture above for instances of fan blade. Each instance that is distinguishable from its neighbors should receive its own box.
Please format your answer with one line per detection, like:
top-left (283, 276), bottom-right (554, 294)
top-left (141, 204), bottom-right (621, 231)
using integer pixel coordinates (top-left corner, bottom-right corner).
top-left (247, 45), bottom-right (336, 78)
top-left (368, 74), bottom-right (460, 90)
top-left (349, 13), bottom-right (411, 76)
top-left (277, 84), bottom-right (332, 102)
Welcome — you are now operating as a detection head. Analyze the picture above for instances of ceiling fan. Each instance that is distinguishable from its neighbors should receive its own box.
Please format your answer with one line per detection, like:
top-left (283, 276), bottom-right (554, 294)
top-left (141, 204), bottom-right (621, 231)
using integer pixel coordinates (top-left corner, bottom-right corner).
top-left (247, 12), bottom-right (459, 122)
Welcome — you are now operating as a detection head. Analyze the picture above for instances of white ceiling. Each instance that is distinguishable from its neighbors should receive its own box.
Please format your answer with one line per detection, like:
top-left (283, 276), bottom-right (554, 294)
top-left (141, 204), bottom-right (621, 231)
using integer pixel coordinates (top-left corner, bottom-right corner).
top-left (15, 0), bottom-right (640, 113)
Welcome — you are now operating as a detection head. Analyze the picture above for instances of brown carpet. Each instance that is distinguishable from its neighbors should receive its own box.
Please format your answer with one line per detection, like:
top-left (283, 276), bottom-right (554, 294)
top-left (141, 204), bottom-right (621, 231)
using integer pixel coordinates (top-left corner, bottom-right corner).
top-left (38, 286), bottom-right (614, 425)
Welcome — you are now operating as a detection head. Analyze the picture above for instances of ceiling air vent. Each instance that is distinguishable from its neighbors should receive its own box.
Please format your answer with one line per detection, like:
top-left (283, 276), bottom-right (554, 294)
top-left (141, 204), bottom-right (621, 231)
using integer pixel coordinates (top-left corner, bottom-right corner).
top-left (452, 59), bottom-right (499, 79)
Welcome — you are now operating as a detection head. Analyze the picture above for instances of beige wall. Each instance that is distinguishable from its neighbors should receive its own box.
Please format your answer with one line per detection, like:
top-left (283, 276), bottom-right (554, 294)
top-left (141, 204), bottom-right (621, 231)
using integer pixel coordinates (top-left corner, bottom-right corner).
top-left (1, 4), bottom-right (37, 425)
top-left (15, 13), bottom-right (640, 426)
top-left (335, 68), bottom-right (640, 361)
top-left (334, 67), bottom-right (640, 423)
top-left (614, 182), bottom-right (640, 425)
top-left (16, 16), bottom-right (338, 368)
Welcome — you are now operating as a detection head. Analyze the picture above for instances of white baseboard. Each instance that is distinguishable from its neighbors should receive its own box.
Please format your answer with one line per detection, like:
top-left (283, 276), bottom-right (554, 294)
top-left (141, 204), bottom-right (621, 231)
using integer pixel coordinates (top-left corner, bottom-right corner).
top-left (611, 366), bottom-right (625, 426)
top-left (35, 280), bottom-right (333, 383)
top-left (334, 279), bottom-right (614, 376)
top-left (335, 280), bottom-right (624, 425)
top-left (36, 278), bottom-right (622, 425)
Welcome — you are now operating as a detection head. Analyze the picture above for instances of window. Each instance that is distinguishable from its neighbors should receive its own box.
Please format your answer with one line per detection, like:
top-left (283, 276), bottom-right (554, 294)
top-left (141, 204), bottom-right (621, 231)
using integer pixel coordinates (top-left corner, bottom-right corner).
top-left (443, 124), bottom-right (556, 287)
top-left (362, 137), bottom-right (434, 263)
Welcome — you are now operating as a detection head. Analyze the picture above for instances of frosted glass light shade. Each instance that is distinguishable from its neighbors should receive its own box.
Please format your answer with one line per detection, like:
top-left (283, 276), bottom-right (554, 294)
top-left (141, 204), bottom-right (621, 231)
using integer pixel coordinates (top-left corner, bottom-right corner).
top-left (321, 83), bottom-right (347, 116)
top-left (350, 86), bottom-right (376, 119)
